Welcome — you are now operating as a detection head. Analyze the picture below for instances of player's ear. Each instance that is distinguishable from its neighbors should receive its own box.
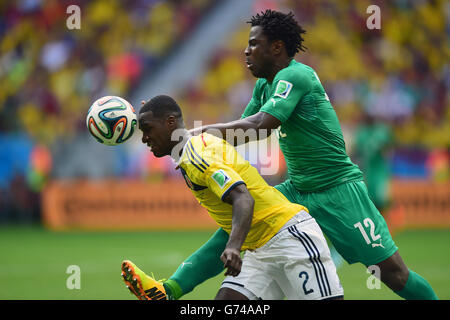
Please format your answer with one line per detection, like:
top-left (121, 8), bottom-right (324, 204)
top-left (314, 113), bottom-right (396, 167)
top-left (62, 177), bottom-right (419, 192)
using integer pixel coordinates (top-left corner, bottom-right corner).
top-left (271, 40), bottom-right (284, 55)
top-left (166, 115), bottom-right (177, 130)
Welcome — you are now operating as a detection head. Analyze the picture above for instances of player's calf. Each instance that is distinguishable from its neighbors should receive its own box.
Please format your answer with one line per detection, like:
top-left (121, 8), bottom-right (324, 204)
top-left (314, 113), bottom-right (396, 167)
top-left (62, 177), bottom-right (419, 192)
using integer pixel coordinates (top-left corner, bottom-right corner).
top-left (374, 251), bottom-right (409, 291)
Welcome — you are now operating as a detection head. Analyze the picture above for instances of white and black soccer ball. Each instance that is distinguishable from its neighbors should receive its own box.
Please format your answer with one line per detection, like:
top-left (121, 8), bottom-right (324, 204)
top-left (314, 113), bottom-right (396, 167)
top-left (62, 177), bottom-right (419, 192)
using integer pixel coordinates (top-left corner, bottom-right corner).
top-left (86, 96), bottom-right (137, 146)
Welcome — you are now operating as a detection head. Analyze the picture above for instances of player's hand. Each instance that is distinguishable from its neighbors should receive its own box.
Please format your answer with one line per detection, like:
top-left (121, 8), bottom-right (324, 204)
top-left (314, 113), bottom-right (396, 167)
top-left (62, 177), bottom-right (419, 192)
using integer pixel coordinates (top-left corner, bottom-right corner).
top-left (220, 247), bottom-right (242, 277)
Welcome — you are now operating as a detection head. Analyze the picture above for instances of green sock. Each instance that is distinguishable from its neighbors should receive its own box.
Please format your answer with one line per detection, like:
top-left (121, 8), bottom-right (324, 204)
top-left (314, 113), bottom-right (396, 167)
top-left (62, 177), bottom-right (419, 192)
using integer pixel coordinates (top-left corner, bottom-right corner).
top-left (163, 279), bottom-right (183, 300)
top-left (163, 228), bottom-right (228, 300)
top-left (395, 269), bottom-right (438, 300)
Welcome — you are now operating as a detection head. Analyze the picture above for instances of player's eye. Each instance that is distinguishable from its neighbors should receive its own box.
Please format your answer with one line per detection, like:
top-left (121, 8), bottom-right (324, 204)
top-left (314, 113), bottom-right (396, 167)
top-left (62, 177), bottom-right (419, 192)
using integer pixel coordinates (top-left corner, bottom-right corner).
top-left (139, 122), bottom-right (151, 132)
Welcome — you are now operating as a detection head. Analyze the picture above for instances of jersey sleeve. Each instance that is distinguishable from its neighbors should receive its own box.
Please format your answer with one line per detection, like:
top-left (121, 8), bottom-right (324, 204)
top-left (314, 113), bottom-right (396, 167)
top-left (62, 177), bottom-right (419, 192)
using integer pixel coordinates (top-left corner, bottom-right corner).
top-left (204, 163), bottom-right (246, 202)
top-left (241, 79), bottom-right (262, 119)
top-left (260, 68), bottom-right (312, 123)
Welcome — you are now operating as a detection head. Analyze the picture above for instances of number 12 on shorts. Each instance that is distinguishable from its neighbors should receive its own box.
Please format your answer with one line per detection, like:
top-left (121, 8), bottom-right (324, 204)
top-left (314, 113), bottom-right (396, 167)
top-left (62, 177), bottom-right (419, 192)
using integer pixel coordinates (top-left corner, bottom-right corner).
top-left (354, 218), bottom-right (383, 248)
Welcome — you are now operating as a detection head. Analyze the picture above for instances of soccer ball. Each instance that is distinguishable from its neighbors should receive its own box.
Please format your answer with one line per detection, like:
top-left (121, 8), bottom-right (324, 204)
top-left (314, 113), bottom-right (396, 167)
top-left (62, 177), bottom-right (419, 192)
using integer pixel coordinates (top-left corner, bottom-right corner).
top-left (86, 96), bottom-right (137, 146)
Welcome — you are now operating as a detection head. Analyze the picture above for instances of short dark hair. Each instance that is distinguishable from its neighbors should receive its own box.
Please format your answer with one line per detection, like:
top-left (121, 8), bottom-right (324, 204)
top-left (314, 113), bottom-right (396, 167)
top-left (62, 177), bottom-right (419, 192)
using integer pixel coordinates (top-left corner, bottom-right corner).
top-left (248, 9), bottom-right (306, 57)
top-left (140, 95), bottom-right (182, 120)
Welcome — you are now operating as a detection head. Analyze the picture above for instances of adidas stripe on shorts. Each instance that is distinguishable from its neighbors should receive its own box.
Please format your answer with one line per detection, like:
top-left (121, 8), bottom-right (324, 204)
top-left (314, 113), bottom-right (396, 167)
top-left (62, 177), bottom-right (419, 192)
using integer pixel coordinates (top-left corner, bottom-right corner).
top-left (220, 210), bottom-right (344, 300)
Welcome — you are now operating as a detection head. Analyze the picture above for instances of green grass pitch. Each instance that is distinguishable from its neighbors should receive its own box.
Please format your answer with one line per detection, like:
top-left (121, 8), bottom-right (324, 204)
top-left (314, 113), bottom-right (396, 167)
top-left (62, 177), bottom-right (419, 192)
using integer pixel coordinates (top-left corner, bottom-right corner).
top-left (0, 226), bottom-right (448, 300)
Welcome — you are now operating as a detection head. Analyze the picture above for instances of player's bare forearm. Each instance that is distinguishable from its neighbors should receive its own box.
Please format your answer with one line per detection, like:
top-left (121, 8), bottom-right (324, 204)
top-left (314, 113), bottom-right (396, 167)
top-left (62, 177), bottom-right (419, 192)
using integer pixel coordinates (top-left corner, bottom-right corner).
top-left (227, 197), bottom-right (254, 251)
top-left (222, 184), bottom-right (254, 276)
top-left (189, 118), bottom-right (259, 145)
top-left (189, 112), bottom-right (281, 146)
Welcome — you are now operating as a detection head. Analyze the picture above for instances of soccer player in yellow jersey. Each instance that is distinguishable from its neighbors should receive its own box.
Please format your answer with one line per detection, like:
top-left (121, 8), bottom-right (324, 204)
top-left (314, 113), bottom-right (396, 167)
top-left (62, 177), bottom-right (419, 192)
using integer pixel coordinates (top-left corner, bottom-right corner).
top-left (121, 95), bottom-right (343, 300)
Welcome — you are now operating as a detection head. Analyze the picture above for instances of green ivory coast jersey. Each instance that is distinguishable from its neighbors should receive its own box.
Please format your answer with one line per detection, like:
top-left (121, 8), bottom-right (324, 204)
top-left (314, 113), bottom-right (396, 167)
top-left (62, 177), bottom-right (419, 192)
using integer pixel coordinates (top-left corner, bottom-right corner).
top-left (242, 59), bottom-right (363, 192)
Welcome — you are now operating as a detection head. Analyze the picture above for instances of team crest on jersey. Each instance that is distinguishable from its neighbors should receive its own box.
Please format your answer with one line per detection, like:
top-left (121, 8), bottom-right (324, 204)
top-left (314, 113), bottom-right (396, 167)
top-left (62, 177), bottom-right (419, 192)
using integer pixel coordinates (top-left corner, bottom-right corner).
top-left (274, 80), bottom-right (293, 99)
top-left (211, 170), bottom-right (230, 188)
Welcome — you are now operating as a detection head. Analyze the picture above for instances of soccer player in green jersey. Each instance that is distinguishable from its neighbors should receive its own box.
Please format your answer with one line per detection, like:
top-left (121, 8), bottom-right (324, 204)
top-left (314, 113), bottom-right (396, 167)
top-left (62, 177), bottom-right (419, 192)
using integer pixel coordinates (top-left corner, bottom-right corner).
top-left (152, 9), bottom-right (438, 300)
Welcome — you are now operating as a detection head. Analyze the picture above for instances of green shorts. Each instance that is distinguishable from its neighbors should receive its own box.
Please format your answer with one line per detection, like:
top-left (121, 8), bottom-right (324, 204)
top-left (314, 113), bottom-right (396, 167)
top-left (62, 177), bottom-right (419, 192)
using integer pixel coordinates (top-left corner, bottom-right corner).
top-left (275, 179), bottom-right (398, 266)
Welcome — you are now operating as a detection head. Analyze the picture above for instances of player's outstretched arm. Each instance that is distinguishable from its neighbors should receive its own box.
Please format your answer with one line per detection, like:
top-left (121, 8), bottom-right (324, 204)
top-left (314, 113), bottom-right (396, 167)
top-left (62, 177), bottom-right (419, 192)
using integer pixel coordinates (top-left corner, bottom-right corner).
top-left (190, 112), bottom-right (281, 146)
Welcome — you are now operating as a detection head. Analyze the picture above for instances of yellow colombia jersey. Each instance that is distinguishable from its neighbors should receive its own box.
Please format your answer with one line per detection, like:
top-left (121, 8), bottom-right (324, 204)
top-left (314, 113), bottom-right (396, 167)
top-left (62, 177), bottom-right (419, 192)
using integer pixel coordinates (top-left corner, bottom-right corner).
top-left (176, 133), bottom-right (308, 250)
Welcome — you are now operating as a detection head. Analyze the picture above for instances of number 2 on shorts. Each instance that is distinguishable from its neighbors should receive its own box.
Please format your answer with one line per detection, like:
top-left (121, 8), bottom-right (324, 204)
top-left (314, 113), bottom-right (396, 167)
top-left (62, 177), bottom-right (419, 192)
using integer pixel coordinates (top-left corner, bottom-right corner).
top-left (354, 218), bottom-right (381, 245)
top-left (299, 271), bottom-right (314, 295)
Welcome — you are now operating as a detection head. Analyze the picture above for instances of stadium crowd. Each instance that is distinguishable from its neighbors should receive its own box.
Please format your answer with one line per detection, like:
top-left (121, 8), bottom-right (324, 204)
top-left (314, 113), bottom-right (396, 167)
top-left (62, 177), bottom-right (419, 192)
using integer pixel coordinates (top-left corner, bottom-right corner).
top-left (177, 0), bottom-right (449, 180)
top-left (0, 0), bottom-right (217, 221)
top-left (0, 0), bottom-right (448, 222)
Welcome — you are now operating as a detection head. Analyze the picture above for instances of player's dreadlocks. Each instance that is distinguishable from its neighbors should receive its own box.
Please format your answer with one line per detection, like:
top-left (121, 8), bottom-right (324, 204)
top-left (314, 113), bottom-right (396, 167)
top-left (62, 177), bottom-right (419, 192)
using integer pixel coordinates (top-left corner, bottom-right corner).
top-left (248, 9), bottom-right (306, 57)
